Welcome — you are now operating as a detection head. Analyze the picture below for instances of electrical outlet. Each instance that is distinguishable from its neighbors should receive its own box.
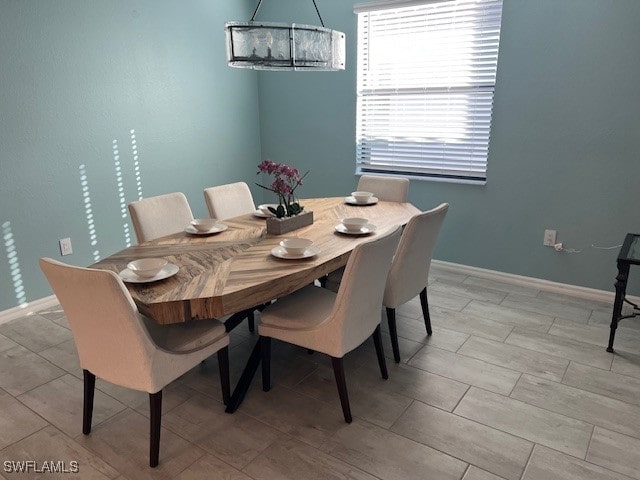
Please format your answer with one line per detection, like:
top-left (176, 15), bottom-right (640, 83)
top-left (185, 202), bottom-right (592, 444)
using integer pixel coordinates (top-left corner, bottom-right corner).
top-left (543, 229), bottom-right (557, 247)
top-left (59, 237), bottom-right (73, 256)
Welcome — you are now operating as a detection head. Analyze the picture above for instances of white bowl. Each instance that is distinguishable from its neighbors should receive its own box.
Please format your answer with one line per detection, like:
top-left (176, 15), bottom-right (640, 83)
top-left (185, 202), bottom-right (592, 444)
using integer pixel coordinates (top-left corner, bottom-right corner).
top-left (127, 258), bottom-right (168, 279)
top-left (351, 191), bottom-right (373, 203)
top-left (279, 238), bottom-right (313, 256)
top-left (190, 218), bottom-right (219, 232)
top-left (258, 204), bottom-right (278, 216)
top-left (341, 217), bottom-right (369, 232)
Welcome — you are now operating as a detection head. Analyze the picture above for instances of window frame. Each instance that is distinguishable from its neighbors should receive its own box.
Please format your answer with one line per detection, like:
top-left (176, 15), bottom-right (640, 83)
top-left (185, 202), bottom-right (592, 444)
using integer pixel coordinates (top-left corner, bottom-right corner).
top-left (354, 0), bottom-right (504, 185)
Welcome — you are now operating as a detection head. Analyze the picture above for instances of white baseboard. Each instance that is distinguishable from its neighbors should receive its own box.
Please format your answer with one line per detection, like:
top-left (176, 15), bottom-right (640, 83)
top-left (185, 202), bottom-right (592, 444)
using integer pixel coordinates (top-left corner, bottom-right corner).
top-left (432, 260), bottom-right (637, 305)
top-left (0, 295), bottom-right (59, 326)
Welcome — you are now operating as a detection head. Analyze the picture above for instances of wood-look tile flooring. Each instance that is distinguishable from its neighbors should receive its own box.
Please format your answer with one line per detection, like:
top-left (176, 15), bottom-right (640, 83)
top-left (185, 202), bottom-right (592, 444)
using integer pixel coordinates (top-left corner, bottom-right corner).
top-left (1, 265), bottom-right (640, 479)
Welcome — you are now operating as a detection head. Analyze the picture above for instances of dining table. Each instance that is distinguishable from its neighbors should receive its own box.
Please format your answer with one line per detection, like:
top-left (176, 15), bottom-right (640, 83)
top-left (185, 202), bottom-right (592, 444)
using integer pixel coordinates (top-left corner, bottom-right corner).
top-left (92, 196), bottom-right (421, 411)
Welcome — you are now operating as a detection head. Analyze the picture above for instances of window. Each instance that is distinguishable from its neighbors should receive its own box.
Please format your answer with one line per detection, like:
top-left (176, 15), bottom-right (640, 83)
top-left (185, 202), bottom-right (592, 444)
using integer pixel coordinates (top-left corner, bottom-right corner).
top-left (355, 0), bottom-right (503, 183)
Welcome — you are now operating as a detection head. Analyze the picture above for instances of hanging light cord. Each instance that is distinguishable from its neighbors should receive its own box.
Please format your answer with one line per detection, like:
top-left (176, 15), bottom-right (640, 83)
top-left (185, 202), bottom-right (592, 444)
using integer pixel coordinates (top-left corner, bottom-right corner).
top-left (312, 0), bottom-right (326, 27)
top-left (250, 0), bottom-right (326, 27)
top-left (250, 0), bottom-right (264, 21)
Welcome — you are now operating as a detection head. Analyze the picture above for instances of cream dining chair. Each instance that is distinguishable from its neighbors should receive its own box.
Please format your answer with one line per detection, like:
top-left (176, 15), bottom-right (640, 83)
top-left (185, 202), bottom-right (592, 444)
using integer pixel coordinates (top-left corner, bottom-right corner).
top-left (128, 190), bottom-right (254, 332)
top-left (203, 181), bottom-right (260, 332)
top-left (384, 203), bottom-right (449, 362)
top-left (39, 258), bottom-right (230, 468)
top-left (323, 175), bottom-right (410, 292)
top-left (258, 226), bottom-right (402, 423)
top-left (203, 182), bottom-right (256, 220)
top-left (356, 175), bottom-right (410, 202)
top-left (128, 192), bottom-right (194, 244)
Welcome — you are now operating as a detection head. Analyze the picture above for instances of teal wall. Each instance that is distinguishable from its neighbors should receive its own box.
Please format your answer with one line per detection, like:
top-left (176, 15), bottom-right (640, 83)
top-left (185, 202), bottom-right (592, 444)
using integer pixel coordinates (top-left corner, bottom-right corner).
top-left (0, 0), bottom-right (261, 310)
top-left (256, 0), bottom-right (640, 292)
top-left (2, 0), bottom-right (640, 312)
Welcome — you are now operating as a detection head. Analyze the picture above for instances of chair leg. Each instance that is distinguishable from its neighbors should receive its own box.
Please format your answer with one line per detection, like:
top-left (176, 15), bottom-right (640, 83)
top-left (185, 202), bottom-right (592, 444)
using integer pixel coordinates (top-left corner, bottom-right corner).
top-left (260, 336), bottom-right (271, 392)
top-left (420, 287), bottom-right (432, 336)
top-left (217, 347), bottom-right (231, 406)
top-left (385, 307), bottom-right (401, 363)
top-left (82, 369), bottom-right (96, 435)
top-left (248, 311), bottom-right (255, 333)
top-left (372, 325), bottom-right (389, 379)
top-left (149, 391), bottom-right (162, 468)
top-left (330, 357), bottom-right (352, 423)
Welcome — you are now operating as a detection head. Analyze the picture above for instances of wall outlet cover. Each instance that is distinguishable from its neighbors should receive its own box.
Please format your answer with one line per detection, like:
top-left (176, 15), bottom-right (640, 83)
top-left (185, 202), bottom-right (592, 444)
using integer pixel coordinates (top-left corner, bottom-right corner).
top-left (59, 237), bottom-right (73, 256)
top-left (543, 229), bottom-right (557, 247)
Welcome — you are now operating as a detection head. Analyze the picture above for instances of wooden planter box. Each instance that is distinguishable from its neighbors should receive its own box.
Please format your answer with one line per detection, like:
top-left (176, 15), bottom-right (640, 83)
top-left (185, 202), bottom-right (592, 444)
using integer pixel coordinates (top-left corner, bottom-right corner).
top-left (266, 211), bottom-right (314, 235)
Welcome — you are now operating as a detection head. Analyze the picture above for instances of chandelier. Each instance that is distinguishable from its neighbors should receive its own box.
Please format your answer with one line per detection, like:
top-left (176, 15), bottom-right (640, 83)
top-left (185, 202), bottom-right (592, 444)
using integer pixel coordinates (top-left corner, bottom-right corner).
top-left (224, 0), bottom-right (345, 71)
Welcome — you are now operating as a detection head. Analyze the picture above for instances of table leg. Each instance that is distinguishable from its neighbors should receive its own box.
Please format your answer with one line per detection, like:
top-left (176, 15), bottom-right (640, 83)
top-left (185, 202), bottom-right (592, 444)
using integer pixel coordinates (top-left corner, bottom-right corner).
top-left (225, 339), bottom-right (261, 413)
top-left (224, 308), bottom-right (256, 333)
top-left (607, 261), bottom-right (629, 353)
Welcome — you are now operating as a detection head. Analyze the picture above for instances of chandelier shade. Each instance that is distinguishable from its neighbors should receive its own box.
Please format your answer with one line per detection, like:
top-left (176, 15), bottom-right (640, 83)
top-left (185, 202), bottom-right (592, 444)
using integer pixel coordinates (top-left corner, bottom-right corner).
top-left (224, 1), bottom-right (345, 71)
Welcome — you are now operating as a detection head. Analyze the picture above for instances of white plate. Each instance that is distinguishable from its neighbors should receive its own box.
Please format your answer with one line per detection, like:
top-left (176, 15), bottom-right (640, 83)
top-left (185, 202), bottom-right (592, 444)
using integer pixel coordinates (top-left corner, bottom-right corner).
top-left (335, 223), bottom-right (377, 235)
top-left (271, 245), bottom-right (320, 259)
top-left (184, 223), bottom-right (228, 235)
top-left (344, 196), bottom-right (379, 206)
top-left (119, 263), bottom-right (179, 283)
top-left (253, 204), bottom-right (278, 218)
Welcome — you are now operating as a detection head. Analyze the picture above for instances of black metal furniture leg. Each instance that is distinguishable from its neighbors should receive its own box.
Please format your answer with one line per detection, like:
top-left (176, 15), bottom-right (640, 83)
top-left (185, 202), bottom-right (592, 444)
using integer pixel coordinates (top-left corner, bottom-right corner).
top-left (149, 391), bottom-right (162, 468)
top-left (261, 336), bottom-right (271, 391)
top-left (225, 308), bottom-right (257, 332)
top-left (372, 325), bottom-right (389, 379)
top-left (386, 307), bottom-right (401, 363)
top-left (225, 340), bottom-right (262, 413)
top-left (607, 325), bottom-right (618, 354)
top-left (82, 369), bottom-right (95, 435)
top-left (608, 261), bottom-right (629, 353)
top-left (331, 356), bottom-right (352, 423)
top-left (248, 311), bottom-right (255, 333)
top-left (420, 287), bottom-right (432, 336)
top-left (217, 347), bottom-right (231, 405)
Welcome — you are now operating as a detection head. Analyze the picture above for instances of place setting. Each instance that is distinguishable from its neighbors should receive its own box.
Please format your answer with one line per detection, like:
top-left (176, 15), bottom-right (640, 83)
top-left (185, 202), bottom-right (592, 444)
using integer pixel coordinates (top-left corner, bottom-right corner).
top-left (185, 218), bottom-right (228, 235)
top-left (271, 238), bottom-right (320, 259)
top-left (335, 217), bottom-right (377, 236)
top-left (344, 190), bottom-right (378, 206)
top-left (119, 258), bottom-right (179, 283)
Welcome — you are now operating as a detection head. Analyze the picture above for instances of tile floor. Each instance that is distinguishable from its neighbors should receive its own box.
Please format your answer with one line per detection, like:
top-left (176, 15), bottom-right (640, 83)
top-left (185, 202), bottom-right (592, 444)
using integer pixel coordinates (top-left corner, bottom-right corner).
top-left (1, 265), bottom-right (640, 479)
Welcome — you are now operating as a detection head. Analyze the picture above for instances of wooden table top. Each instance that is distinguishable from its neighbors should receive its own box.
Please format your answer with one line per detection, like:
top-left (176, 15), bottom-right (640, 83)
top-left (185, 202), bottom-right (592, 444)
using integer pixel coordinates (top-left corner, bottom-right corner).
top-left (92, 197), bottom-right (420, 324)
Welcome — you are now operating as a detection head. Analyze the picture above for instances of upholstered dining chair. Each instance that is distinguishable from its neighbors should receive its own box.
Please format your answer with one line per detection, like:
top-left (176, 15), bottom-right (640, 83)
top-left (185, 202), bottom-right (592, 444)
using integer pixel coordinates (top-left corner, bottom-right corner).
top-left (384, 203), bottom-right (449, 362)
top-left (203, 181), bottom-right (260, 332)
top-left (39, 258), bottom-right (230, 468)
top-left (322, 175), bottom-right (409, 291)
top-left (203, 182), bottom-right (256, 220)
top-left (356, 175), bottom-right (410, 202)
top-left (128, 192), bottom-right (194, 244)
top-left (258, 226), bottom-right (402, 423)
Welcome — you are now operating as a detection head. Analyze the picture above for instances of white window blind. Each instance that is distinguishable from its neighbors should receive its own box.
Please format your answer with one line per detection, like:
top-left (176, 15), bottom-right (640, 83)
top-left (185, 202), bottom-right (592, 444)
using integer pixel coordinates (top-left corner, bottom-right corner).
top-left (355, 0), bottom-right (503, 182)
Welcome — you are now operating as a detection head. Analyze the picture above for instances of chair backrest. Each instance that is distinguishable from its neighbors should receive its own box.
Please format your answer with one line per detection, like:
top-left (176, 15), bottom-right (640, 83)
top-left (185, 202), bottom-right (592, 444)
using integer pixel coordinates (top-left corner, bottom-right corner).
top-left (203, 182), bottom-right (255, 220)
top-left (329, 226), bottom-right (402, 355)
top-left (128, 192), bottom-right (193, 244)
top-left (384, 203), bottom-right (449, 309)
top-left (356, 175), bottom-right (409, 202)
top-left (39, 258), bottom-right (160, 391)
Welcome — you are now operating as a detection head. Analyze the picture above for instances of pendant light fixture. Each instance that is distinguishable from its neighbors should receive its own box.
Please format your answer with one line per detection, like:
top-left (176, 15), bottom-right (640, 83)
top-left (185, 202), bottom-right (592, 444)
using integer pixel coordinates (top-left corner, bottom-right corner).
top-left (224, 0), bottom-right (345, 71)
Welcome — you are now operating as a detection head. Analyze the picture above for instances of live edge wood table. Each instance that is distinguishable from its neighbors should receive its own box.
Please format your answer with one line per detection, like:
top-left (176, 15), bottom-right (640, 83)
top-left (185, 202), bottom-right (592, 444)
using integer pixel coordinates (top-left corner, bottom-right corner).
top-left (92, 197), bottom-right (420, 411)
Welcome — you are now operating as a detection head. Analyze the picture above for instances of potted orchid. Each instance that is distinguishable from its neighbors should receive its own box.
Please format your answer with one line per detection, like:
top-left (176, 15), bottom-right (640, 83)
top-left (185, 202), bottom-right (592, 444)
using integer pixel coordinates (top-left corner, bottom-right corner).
top-left (256, 159), bottom-right (309, 218)
top-left (256, 159), bottom-right (313, 234)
